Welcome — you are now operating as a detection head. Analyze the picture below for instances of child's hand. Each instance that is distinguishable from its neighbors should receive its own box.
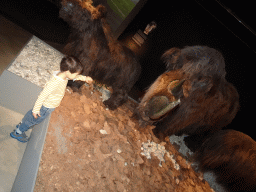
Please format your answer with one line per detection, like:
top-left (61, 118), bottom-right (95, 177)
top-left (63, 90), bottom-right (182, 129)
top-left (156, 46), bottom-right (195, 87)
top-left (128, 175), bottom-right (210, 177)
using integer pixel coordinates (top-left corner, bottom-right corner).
top-left (86, 77), bottom-right (93, 84)
top-left (33, 112), bottom-right (41, 119)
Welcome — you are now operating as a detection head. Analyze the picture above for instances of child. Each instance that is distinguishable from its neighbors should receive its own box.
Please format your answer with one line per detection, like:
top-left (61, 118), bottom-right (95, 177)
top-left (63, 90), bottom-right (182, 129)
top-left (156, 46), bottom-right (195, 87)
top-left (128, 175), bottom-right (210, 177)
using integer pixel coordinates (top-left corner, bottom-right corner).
top-left (10, 56), bottom-right (93, 143)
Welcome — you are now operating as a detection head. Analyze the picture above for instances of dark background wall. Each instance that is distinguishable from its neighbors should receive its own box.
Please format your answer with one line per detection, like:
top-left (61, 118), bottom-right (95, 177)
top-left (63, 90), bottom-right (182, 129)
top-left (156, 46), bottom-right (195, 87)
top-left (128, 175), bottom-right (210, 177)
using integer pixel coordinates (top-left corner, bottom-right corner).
top-left (0, 0), bottom-right (254, 139)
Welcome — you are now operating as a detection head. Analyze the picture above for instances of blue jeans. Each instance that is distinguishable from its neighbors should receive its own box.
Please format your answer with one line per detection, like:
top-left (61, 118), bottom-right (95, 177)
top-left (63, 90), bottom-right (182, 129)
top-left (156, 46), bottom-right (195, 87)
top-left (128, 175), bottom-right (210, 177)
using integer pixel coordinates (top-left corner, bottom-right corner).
top-left (18, 105), bottom-right (55, 132)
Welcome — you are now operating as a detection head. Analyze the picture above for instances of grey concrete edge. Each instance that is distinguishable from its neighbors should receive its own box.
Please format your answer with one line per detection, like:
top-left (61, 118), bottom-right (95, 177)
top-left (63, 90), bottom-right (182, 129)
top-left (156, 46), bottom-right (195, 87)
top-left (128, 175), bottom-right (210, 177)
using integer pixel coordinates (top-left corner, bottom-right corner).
top-left (11, 114), bottom-right (52, 192)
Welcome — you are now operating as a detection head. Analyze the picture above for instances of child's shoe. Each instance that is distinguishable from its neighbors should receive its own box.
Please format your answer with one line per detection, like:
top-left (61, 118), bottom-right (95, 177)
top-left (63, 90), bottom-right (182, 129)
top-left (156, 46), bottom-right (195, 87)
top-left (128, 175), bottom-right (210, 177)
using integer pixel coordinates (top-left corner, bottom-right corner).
top-left (10, 130), bottom-right (29, 143)
top-left (16, 122), bottom-right (22, 129)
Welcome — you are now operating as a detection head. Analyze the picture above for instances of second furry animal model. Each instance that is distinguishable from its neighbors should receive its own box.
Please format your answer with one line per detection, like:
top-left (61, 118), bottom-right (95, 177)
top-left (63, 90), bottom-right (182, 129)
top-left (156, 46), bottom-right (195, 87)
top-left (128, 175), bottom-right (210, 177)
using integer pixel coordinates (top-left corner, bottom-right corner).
top-left (59, 0), bottom-right (141, 110)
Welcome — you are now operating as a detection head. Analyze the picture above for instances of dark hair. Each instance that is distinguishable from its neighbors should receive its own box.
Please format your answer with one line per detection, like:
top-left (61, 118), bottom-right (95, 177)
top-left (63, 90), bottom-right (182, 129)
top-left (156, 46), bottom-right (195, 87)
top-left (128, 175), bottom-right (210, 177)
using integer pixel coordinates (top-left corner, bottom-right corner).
top-left (60, 56), bottom-right (83, 73)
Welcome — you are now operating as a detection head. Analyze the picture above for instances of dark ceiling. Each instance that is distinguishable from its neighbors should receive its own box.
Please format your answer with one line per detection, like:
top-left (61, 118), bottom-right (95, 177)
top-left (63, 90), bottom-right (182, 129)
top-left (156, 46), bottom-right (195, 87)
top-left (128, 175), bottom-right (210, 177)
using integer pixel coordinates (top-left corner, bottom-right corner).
top-left (216, 0), bottom-right (255, 33)
top-left (195, 0), bottom-right (256, 53)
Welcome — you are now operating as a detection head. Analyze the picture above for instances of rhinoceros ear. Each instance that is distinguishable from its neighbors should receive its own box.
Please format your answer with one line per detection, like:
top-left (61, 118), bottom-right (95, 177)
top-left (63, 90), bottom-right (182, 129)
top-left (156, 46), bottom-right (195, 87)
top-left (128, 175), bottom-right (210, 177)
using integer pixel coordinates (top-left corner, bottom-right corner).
top-left (95, 4), bottom-right (107, 19)
top-left (90, 4), bottom-right (106, 20)
top-left (82, 0), bottom-right (107, 20)
top-left (161, 48), bottom-right (181, 71)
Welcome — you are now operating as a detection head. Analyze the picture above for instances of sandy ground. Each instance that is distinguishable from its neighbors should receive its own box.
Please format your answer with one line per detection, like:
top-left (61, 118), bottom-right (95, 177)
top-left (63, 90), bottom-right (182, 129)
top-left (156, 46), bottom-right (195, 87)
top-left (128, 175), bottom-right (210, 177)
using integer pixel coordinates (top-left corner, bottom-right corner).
top-left (34, 84), bottom-right (214, 192)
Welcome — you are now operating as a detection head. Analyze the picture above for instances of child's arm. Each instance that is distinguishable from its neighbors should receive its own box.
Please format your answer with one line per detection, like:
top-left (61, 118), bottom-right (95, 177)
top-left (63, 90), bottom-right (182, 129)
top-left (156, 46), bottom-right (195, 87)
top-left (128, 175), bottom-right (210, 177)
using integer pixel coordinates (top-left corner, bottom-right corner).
top-left (74, 75), bottom-right (93, 84)
top-left (32, 80), bottom-right (59, 116)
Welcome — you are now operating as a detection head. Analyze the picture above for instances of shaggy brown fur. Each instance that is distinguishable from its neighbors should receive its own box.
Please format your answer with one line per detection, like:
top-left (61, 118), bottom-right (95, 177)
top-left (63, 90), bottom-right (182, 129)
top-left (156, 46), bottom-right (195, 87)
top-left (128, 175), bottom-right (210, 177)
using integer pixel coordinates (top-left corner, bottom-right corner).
top-left (194, 130), bottom-right (256, 192)
top-left (135, 46), bottom-right (239, 150)
top-left (59, 0), bottom-right (141, 110)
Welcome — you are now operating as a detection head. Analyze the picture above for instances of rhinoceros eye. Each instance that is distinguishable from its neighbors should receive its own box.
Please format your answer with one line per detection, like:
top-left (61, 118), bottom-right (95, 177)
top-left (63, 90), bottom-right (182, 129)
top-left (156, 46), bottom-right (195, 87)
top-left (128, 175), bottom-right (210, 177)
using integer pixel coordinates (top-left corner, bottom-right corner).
top-left (67, 2), bottom-right (73, 7)
top-left (63, 2), bottom-right (73, 11)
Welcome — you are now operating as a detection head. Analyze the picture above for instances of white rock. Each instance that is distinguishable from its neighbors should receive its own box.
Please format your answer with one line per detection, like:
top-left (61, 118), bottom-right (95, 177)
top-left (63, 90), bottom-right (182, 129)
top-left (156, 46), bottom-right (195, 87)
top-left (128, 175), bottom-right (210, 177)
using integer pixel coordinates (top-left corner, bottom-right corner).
top-left (99, 129), bottom-right (107, 134)
top-left (141, 140), bottom-right (180, 169)
top-left (117, 149), bottom-right (122, 153)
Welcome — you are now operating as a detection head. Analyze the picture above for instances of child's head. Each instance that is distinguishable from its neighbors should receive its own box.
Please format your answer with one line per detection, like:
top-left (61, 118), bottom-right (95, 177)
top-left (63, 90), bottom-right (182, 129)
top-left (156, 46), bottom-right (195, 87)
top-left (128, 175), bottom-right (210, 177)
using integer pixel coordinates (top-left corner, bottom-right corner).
top-left (60, 56), bottom-right (83, 74)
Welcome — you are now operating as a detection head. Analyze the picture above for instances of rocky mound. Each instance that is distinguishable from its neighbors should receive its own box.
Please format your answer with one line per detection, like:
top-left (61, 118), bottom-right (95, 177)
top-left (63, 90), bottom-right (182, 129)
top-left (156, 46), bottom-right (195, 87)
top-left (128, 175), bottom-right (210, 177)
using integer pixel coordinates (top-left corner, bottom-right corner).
top-left (34, 84), bottom-right (213, 192)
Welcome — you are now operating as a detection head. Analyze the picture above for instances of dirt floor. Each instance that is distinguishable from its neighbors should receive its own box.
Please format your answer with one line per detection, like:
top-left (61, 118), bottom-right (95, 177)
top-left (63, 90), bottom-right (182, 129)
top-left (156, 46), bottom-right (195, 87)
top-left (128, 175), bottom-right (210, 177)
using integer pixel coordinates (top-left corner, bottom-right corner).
top-left (34, 84), bottom-right (214, 192)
